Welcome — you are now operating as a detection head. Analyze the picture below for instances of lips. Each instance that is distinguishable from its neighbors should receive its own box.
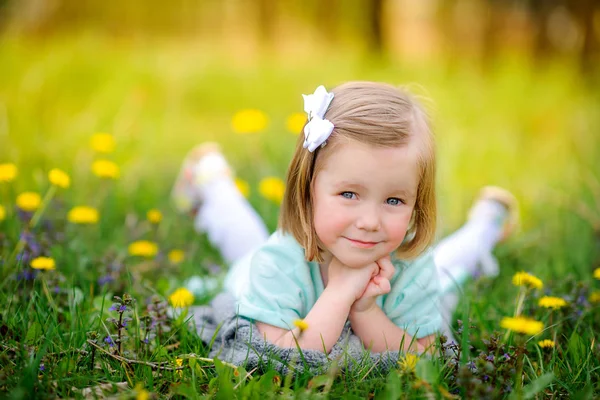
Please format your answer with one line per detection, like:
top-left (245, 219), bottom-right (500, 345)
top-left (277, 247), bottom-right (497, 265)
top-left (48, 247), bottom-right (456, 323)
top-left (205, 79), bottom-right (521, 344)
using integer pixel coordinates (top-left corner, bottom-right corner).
top-left (345, 237), bottom-right (379, 249)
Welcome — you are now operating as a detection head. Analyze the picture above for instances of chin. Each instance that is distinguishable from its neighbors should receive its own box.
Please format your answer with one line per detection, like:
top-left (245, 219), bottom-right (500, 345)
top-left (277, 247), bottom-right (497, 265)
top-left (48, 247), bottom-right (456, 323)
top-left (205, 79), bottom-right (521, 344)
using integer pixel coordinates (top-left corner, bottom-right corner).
top-left (333, 251), bottom-right (379, 269)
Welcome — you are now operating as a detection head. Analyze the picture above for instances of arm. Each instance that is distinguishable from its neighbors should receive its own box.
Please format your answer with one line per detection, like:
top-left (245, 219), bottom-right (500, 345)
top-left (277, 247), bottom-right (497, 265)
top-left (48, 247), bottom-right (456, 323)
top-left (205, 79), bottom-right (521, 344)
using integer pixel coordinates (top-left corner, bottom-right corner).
top-left (256, 285), bottom-right (354, 353)
top-left (349, 305), bottom-right (431, 353)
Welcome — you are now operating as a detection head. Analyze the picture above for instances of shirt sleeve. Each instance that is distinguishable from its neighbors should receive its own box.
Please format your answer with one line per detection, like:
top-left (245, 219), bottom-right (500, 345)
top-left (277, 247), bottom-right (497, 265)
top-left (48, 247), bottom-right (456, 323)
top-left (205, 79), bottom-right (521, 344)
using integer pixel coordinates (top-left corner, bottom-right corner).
top-left (235, 241), bottom-right (310, 330)
top-left (382, 249), bottom-right (443, 338)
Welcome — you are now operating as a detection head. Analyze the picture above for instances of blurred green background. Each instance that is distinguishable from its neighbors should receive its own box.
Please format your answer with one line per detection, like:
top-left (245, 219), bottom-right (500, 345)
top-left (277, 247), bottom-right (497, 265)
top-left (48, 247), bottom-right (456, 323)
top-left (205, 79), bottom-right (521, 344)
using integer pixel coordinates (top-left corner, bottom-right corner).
top-left (1, 0), bottom-right (599, 267)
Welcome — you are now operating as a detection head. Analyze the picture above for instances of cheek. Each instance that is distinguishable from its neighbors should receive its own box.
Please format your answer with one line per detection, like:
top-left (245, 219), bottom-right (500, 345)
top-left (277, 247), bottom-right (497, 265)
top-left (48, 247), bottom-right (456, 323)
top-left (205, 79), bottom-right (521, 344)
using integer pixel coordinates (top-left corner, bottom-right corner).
top-left (386, 211), bottom-right (413, 247)
top-left (313, 198), bottom-right (349, 245)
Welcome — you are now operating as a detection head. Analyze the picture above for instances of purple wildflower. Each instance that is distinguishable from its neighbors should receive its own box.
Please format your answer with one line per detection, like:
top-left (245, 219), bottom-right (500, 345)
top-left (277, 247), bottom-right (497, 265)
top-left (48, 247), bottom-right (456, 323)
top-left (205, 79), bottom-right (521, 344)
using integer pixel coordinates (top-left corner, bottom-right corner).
top-left (482, 374), bottom-right (489, 382)
top-left (104, 336), bottom-right (115, 347)
top-left (503, 353), bottom-right (510, 361)
top-left (109, 305), bottom-right (117, 311)
top-left (486, 354), bottom-right (494, 362)
top-left (119, 305), bottom-right (127, 312)
top-left (39, 363), bottom-right (45, 372)
top-left (466, 361), bottom-right (477, 372)
top-left (16, 269), bottom-right (37, 281)
top-left (98, 275), bottom-right (114, 286)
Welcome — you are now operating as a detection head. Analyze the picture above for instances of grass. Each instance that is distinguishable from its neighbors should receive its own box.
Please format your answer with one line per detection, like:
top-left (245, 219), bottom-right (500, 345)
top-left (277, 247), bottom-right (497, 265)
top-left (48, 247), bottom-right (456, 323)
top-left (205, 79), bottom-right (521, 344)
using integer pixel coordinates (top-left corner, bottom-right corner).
top-left (0, 32), bottom-right (599, 398)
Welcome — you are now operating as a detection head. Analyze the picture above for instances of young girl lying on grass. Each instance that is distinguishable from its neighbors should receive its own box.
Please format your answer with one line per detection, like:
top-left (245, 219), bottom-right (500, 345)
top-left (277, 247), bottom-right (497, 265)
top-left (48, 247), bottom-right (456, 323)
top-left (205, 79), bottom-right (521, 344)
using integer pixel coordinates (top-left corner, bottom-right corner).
top-left (172, 81), bottom-right (517, 354)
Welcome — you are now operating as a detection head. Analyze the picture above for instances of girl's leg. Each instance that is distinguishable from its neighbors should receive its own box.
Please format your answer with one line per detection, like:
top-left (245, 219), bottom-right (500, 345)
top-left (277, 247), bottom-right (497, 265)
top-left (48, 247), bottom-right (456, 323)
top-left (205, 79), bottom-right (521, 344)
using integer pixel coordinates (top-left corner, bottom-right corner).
top-left (172, 143), bottom-right (270, 265)
top-left (434, 187), bottom-right (518, 335)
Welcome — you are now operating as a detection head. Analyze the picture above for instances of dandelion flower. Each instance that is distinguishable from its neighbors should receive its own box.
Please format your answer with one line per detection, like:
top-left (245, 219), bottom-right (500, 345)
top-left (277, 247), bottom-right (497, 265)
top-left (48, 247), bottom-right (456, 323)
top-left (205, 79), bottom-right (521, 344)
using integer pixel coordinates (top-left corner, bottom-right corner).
top-left (168, 249), bottom-right (185, 265)
top-left (90, 133), bottom-right (116, 153)
top-left (398, 353), bottom-right (418, 373)
top-left (146, 209), bottom-right (162, 224)
top-left (48, 168), bottom-right (70, 189)
top-left (594, 268), bottom-right (600, 280)
top-left (293, 319), bottom-right (309, 332)
top-left (128, 240), bottom-right (158, 258)
top-left (235, 178), bottom-right (250, 198)
top-left (538, 339), bottom-right (555, 348)
top-left (258, 177), bottom-right (285, 204)
top-left (175, 357), bottom-right (184, 376)
top-left (0, 163), bottom-right (17, 182)
top-left (512, 271), bottom-right (543, 289)
top-left (589, 291), bottom-right (600, 304)
top-left (286, 112), bottom-right (306, 134)
top-left (92, 159), bottom-right (120, 179)
top-left (31, 256), bottom-right (56, 271)
top-left (232, 109), bottom-right (268, 134)
top-left (16, 192), bottom-right (41, 212)
top-left (134, 383), bottom-right (149, 400)
top-left (0, 205), bottom-right (5, 221)
top-left (538, 296), bottom-right (567, 309)
top-left (169, 288), bottom-right (194, 308)
top-left (500, 316), bottom-right (544, 335)
top-left (67, 206), bottom-right (99, 224)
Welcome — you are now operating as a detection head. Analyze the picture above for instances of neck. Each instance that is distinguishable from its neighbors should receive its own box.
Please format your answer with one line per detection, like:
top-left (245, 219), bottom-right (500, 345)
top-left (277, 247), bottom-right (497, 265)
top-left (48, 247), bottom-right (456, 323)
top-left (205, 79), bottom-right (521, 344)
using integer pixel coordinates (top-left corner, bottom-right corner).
top-left (319, 251), bottom-right (333, 286)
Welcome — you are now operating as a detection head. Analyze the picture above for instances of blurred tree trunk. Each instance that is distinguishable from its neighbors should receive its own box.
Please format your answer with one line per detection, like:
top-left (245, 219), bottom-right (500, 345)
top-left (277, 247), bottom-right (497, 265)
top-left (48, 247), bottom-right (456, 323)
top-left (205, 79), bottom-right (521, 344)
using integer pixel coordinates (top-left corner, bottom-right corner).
top-left (366, 0), bottom-right (384, 55)
top-left (481, 0), bottom-right (503, 67)
top-left (257, 0), bottom-right (276, 50)
top-left (566, 0), bottom-right (599, 73)
top-left (529, 0), bottom-right (558, 60)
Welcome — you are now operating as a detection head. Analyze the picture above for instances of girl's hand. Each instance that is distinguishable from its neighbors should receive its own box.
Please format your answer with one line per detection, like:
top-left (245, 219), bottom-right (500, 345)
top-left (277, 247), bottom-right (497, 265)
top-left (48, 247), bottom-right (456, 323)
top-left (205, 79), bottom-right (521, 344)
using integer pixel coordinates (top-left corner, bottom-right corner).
top-left (327, 256), bottom-right (379, 303)
top-left (351, 256), bottom-right (395, 313)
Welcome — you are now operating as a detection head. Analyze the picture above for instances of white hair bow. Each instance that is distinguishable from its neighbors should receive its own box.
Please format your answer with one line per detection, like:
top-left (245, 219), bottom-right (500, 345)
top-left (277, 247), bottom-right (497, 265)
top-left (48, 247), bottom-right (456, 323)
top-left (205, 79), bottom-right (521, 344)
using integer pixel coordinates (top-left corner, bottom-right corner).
top-left (302, 85), bottom-right (334, 152)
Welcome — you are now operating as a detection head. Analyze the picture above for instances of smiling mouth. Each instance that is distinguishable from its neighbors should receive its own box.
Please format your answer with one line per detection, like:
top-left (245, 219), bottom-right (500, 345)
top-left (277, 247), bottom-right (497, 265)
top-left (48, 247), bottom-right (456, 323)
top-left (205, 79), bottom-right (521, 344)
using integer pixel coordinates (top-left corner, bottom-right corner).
top-left (345, 237), bottom-right (379, 249)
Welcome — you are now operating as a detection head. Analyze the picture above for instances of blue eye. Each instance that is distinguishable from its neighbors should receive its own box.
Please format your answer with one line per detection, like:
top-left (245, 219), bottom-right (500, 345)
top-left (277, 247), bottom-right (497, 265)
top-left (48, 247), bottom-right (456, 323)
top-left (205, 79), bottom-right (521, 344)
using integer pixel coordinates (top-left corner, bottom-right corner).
top-left (387, 197), bottom-right (403, 206)
top-left (341, 192), bottom-right (355, 199)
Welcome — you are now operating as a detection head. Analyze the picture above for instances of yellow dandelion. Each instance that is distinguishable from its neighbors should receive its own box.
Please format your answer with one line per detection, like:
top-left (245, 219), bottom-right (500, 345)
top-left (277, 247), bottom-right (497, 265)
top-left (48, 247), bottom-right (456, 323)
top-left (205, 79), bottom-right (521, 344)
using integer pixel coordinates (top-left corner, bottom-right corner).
top-left (286, 112), bottom-right (306, 134)
top-left (0, 163), bottom-right (18, 183)
top-left (589, 291), bottom-right (600, 304)
top-left (538, 296), bottom-right (567, 310)
top-left (232, 109), bottom-right (268, 134)
top-left (293, 319), bottom-right (309, 332)
top-left (128, 240), bottom-right (158, 258)
top-left (258, 177), bottom-right (285, 204)
top-left (134, 383), bottom-right (149, 400)
top-left (169, 288), bottom-right (194, 308)
top-left (48, 168), bottom-right (70, 189)
top-left (235, 178), bottom-right (250, 198)
top-left (16, 192), bottom-right (41, 212)
top-left (31, 256), bottom-right (56, 271)
top-left (398, 353), bottom-right (418, 373)
top-left (67, 206), bottom-right (99, 224)
top-left (168, 249), bottom-right (185, 265)
top-left (146, 209), bottom-right (162, 224)
top-left (90, 133), bottom-right (116, 153)
top-left (92, 159), bottom-right (120, 179)
top-left (538, 339), bottom-right (555, 348)
top-left (594, 268), bottom-right (600, 280)
top-left (500, 316), bottom-right (544, 335)
top-left (0, 205), bottom-right (5, 221)
top-left (175, 357), bottom-right (184, 376)
top-left (512, 271), bottom-right (543, 290)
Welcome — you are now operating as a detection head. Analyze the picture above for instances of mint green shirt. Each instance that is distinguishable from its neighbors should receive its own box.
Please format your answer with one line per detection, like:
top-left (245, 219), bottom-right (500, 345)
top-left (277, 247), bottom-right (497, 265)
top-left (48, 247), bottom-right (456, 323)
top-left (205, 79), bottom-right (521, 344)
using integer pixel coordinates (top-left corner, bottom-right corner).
top-left (226, 231), bottom-right (442, 339)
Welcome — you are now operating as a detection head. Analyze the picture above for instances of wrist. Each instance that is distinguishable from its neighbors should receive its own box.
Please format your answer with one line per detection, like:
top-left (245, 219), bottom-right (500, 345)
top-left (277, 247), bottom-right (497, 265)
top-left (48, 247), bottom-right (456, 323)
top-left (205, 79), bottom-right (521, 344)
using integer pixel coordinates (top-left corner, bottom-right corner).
top-left (322, 284), bottom-right (355, 308)
top-left (350, 301), bottom-right (379, 318)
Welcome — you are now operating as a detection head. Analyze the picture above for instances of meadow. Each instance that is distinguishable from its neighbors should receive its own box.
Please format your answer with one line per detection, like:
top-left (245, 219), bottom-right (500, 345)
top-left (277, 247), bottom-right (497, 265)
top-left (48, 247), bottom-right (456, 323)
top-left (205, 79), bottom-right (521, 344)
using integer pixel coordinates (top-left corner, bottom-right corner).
top-left (0, 33), bottom-right (599, 398)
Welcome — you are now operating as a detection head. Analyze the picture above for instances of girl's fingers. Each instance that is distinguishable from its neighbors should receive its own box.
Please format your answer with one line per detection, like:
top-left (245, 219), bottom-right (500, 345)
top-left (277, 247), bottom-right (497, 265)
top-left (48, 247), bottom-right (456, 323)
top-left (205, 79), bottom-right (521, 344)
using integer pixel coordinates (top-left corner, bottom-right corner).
top-left (376, 256), bottom-right (395, 280)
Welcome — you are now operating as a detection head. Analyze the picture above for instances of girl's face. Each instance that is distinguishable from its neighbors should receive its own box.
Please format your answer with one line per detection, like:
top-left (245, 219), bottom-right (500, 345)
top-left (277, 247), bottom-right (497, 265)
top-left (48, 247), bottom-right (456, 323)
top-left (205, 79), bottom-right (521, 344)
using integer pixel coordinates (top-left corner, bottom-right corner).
top-left (312, 139), bottom-right (420, 269)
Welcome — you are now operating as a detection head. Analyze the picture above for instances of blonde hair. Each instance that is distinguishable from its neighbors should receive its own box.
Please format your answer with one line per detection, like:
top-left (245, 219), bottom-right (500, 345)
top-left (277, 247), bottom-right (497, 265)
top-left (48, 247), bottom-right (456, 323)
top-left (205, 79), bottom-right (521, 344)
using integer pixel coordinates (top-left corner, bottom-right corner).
top-left (279, 81), bottom-right (436, 262)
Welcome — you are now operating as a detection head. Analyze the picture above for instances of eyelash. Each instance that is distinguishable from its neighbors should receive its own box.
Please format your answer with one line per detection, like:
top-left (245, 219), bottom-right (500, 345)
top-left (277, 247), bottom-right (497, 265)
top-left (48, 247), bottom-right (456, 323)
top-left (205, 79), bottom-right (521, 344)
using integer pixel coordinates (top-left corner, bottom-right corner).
top-left (339, 191), bottom-right (405, 206)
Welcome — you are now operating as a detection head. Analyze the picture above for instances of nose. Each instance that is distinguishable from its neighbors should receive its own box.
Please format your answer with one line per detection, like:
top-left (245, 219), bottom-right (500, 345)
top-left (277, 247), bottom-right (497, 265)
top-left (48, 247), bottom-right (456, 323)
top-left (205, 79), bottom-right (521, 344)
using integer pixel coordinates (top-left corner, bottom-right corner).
top-left (355, 203), bottom-right (381, 232)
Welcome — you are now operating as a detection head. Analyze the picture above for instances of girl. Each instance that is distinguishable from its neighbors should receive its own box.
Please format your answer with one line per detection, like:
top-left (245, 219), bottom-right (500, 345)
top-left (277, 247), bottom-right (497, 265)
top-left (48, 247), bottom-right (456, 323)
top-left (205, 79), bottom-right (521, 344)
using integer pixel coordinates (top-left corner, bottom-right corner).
top-left (172, 81), bottom-right (517, 354)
